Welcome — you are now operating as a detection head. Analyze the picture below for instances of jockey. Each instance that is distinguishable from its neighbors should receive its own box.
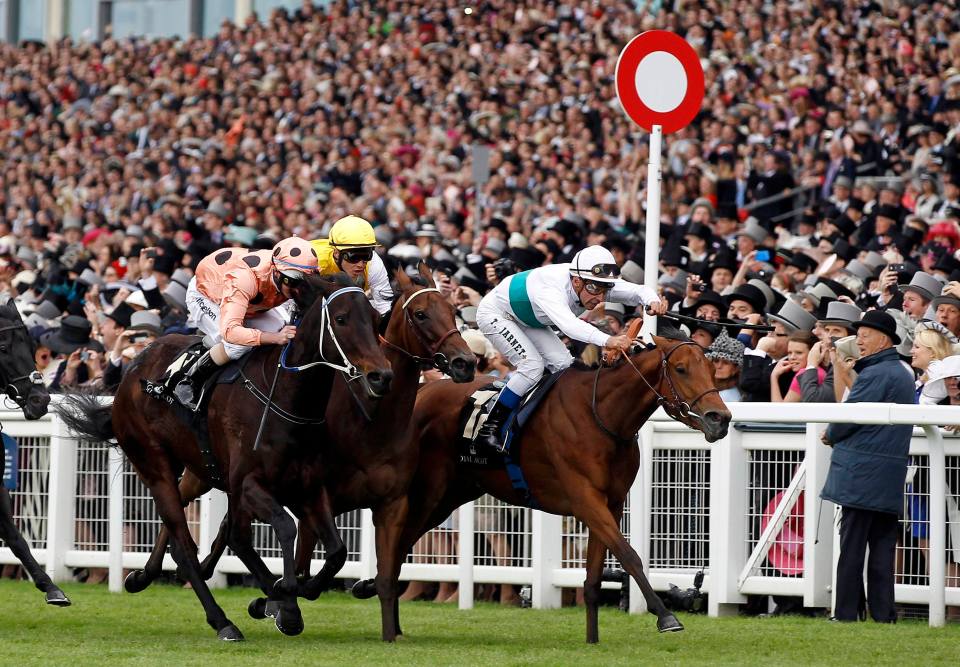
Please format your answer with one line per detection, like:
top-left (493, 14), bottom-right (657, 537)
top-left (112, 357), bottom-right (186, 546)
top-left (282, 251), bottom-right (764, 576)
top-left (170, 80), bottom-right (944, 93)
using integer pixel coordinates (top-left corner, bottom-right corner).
top-left (310, 215), bottom-right (393, 315)
top-left (173, 237), bottom-right (319, 408)
top-left (474, 244), bottom-right (666, 451)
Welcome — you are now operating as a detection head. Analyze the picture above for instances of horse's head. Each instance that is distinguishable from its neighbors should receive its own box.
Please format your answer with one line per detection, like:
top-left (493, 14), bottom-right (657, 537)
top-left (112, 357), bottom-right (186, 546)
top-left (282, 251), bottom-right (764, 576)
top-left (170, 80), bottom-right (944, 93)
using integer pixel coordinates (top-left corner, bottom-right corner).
top-left (388, 263), bottom-right (476, 383)
top-left (291, 274), bottom-right (393, 398)
top-left (0, 300), bottom-right (50, 420)
top-left (652, 335), bottom-right (731, 443)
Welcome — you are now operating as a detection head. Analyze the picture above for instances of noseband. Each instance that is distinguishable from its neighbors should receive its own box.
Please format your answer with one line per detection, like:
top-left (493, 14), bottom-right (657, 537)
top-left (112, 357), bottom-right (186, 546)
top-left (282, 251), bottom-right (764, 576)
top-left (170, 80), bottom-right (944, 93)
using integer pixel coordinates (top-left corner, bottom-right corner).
top-left (279, 285), bottom-right (367, 378)
top-left (379, 287), bottom-right (459, 370)
top-left (0, 322), bottom-right (45, 405)
top-left (592, 340), bottom-right (720, 442)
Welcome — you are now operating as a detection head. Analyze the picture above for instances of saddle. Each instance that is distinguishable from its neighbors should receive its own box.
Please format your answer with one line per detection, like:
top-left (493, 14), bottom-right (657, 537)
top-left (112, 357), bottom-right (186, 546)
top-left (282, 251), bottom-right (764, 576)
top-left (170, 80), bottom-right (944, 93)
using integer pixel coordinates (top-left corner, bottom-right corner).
top-left (457, 370), bottom-right (565, 508)
top-left (141, 338), bottom-right (244, 485)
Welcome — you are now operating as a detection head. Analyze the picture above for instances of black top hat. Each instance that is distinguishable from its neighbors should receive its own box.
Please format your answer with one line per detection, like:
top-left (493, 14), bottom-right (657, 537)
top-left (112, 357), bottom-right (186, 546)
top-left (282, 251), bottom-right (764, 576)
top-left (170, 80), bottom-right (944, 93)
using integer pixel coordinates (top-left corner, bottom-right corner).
top-left (106, 302), bottom-right (135, 329)
top-left (41, 315), bottom-right (102, 355)
top-left (724, 284), bottom-right (767, 315)
top-left (684, 222), bottom-right (713, 242)
top-left (852, 310), bottom-right (901, 345)
top-left (875, 204), bottom-right (901, 221)
top-left (509, 246), bottom-right (546, 271)
top-left (691, 289), bottom-right (727, 315)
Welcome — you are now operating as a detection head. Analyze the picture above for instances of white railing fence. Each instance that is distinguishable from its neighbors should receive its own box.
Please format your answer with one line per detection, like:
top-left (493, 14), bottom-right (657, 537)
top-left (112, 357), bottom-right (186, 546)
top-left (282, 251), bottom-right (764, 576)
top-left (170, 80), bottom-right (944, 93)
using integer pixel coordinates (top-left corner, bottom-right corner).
top-left (1, 399), bottom-right (958, 626)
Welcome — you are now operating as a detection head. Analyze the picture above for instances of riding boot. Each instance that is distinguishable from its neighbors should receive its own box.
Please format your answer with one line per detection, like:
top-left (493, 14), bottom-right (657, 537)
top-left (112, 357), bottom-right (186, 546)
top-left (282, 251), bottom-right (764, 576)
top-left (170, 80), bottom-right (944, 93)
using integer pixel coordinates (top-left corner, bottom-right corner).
top-left (474, 399), bottom-right (514, 453)
top-left (173, 350), bottom-right (221, 410)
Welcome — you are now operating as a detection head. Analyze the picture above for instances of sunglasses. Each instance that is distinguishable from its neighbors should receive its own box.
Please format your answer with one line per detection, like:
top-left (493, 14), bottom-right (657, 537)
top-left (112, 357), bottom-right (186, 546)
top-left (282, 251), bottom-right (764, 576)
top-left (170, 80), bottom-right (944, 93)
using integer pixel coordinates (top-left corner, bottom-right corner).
top-left (583, 280), bottom-right (613, 295)
top-left (341, 248), bottom-right (374, 264)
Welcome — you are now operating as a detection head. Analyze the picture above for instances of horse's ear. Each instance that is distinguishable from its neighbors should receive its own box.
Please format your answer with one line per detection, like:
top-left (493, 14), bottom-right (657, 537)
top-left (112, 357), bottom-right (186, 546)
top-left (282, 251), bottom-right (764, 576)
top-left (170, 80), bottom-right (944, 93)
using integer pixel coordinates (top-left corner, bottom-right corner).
top-left (394, 267), bottom-right (412, 290)
top-left (417, 261), bottom-right (435, 286)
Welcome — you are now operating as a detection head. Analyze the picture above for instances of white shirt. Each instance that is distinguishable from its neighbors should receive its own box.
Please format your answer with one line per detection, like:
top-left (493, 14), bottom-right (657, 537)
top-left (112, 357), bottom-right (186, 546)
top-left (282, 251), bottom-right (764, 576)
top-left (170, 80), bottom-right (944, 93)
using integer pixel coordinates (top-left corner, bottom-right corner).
top-left (366, 253), bottom-right (394, 315)
top-left (484, 263), bottom-right (660, 347)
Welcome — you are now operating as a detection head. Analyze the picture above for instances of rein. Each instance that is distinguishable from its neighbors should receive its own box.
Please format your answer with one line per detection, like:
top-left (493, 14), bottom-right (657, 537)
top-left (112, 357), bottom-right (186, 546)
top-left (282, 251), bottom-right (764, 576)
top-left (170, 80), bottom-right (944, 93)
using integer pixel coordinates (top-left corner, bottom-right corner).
top-left (0, 321), bottom-right (44, 406)
top-left (379, 287), bottom-right (458, 369)
top-left (591, 340), bottom-right (720, 443)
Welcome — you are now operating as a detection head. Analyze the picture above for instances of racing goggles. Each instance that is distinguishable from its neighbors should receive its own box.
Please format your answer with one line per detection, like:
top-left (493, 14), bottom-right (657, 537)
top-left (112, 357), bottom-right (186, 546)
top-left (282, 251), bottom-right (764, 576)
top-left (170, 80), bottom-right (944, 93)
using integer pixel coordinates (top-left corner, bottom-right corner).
top-left (341, 248), bottom-right (374, 264)
top-left (582, 280), bottom-right (614, 295)
top-left (276, 268), bottom-right (307, 287)
top-left (589, 263), bottom-right (620, 279)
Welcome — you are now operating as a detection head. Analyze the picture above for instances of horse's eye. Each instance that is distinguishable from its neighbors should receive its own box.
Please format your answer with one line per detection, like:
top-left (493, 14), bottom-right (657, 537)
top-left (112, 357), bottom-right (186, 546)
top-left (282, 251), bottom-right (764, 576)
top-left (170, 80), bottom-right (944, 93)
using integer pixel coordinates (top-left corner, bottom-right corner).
top-left (676, 365), bottom-right (686, 374)
top-left (415, 310), bottom-right (427, 321)
top-left (335, 315), bottom-right (346, 325)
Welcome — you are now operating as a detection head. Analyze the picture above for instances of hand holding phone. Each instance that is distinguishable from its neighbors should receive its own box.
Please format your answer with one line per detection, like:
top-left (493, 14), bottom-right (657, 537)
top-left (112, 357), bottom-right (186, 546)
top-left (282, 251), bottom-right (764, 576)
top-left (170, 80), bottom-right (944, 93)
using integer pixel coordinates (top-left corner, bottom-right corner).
top-left (755, 249), bottom-right (771, 263)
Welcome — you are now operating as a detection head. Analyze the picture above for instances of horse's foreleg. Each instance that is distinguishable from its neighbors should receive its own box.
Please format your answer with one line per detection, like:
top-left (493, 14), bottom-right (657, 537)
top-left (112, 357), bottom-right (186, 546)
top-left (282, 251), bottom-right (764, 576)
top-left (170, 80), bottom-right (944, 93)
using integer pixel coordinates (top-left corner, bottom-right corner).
top-left (572, 489), bottom-right (681, 635)
top-left (294, 521), bottom-right (317, 579)
top-left (238, 477), bottom-right (303, 636)
top-left (583, 531), bottom-right (606, 643)
top-left (373, 496), bottom-right (409, 642)
top-left (0, 488), bottom-right (70, 606)
top-left (298, 490), bottom-right (347, 601)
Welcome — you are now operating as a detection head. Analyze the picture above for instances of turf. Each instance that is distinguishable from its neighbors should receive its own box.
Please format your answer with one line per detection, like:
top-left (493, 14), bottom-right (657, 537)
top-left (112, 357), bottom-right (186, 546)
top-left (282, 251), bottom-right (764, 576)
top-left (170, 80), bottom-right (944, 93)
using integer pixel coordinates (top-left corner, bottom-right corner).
top-left (1, 580), bottom-right (958, 666)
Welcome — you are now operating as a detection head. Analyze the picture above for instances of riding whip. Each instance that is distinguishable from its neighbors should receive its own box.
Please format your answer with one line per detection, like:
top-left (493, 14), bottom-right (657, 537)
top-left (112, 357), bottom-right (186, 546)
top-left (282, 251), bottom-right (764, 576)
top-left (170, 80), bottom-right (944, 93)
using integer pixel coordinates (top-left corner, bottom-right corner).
top-left (252, 355), bottom-right (282, 451)
top-left (659, 311), bottom-right (774, 333)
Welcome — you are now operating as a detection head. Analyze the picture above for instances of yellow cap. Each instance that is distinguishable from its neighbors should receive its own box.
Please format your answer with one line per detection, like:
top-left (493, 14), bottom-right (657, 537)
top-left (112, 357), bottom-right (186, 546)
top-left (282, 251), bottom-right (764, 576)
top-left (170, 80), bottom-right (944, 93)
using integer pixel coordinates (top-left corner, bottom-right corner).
top-left (329, 215), bottom-right (378, 248)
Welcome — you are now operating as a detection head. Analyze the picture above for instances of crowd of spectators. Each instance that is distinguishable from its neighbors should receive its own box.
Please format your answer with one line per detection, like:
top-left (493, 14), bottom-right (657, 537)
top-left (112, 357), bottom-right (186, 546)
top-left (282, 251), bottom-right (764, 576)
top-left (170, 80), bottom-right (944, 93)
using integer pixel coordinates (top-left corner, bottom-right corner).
top-left (3, 0), bottom-right (960, 607)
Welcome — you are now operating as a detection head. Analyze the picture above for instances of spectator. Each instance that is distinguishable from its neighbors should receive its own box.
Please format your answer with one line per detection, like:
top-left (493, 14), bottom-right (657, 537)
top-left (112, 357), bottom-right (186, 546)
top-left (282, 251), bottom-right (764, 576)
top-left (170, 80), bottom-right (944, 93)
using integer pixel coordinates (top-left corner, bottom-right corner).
top-left (771, 331), bottom-right (819, 402)
top-left (821, 310), bottom-right (915, 623)
top-left (705, 330), bottom-right (744, 403)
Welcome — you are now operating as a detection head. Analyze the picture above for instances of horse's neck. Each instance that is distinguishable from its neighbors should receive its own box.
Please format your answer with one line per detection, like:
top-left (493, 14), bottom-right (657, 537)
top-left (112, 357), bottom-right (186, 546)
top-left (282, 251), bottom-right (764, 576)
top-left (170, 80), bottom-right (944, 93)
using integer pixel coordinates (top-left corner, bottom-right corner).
top-left (596, 353), bottom-right (663, 439)
top-left (267, 345), bottom-right (331, 417)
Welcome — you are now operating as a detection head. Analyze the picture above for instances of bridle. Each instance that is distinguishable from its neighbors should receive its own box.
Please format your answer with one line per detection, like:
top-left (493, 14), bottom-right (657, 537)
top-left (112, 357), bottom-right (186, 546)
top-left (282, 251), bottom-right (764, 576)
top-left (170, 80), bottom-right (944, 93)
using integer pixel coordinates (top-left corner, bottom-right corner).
top-left (592, 339), bottom-right (720, 442)
top-left (278, 285), bottom-right (367, 379)
top-left (379, 287), bottom-right (459, 371)
top-left (0, 321), bottom-right (45, 407)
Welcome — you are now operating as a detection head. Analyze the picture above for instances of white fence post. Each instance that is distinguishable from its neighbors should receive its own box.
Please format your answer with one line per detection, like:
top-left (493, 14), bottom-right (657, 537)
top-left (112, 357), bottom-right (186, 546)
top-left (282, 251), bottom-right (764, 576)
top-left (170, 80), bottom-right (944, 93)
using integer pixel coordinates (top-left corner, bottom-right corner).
top-left (107, 447), bottom-right (124, 592)
top-left (45, 413), bottom-right (76, 582)
top-left (708, 425), bottom-right (748, 616)
top-left (358, 508), bottom-right (376, 582)
top-left (630, 424), bottom-right (654, 614)
top-left (924, 425), bottom-right (947, 627)
top-left (532, 509), bottom-right (562, 609)
top-left (803, 423), bottom-right (833, 609)
top-left (458, 501), bottom-right (475, 610)
top-left (201, 489), bottom-right (228, 589)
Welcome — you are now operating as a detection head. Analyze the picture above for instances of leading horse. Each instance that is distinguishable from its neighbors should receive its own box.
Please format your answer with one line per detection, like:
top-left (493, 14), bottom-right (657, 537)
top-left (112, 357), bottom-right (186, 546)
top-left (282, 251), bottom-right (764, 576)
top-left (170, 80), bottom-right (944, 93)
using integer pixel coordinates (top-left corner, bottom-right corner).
top-left (57, 275), bottom-right (390, 639)
top-left (0, 300), bottom-right (70, 606)
top-left (354, 326), bottom-right (731, 642)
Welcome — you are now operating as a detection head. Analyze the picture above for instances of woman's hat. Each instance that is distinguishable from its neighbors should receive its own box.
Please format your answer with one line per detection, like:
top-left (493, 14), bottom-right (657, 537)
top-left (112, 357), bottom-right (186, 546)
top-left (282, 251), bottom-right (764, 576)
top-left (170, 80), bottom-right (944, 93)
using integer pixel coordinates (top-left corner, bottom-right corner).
top-left (851, 310), bottom-right (901, 345)
top-left (41, 315), bottom-right (102, 354)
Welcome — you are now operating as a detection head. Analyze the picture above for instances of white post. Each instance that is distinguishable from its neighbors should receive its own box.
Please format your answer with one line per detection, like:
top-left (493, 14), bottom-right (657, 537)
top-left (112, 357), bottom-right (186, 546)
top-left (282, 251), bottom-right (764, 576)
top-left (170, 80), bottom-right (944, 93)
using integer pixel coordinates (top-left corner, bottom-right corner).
top-left (200, 489), bottom-right (228, 589)
top-left (107, 447), bottom-right (124, 593)
top-left (924, 425), bottom-right (946, 627)
top-left (359, 508), bottom-right (377, 582)
top-left (458, 501), bottom-right (475, 610)
top-left (531, 510), bottom-right (562, 609)
top-left (45, 414), bottom-right (77, 582)
top-left (803, 423), bottom-right (833, 609)
top-left (641, 124), bottom-right (663, 337)
top-left (235, 0), bottom-right (253, 24)
top-left (708, 426), bottom-right (748, 616)
top-left (630, 423), bottom-right (654, 613)
top-left (46, 0), bottom-right (65, 41)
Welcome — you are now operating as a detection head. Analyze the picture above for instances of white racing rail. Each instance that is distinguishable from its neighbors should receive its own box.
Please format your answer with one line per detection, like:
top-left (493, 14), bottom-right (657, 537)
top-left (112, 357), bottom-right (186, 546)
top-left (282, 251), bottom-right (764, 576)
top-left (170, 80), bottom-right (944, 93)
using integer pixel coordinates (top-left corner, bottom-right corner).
top-left (1, 398), bottom-right (958, 626)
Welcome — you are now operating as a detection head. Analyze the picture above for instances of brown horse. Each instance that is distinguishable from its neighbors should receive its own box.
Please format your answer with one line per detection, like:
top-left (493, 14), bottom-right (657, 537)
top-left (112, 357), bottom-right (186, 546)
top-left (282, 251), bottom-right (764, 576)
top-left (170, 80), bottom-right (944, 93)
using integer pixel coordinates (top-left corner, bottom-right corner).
top-left (0, 300), bottom-right (69, 606)
top-left (353, 329), bottom-right (731, 642)
top-left (57, 275), bottom-right (391, 640)
top-left (119, 265), bottom-right (477, 641)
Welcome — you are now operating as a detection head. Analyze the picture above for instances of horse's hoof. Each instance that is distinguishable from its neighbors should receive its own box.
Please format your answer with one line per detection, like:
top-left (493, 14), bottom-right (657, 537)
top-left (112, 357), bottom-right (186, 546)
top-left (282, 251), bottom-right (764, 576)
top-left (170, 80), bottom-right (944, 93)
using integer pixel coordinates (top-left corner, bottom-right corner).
top-left (299, 578), bottom-right (324, 601)
top-left (123, 570), bottom-right (151, 594)
top-left (351, 578), bottom-right (377, 600)
top-left (217, 624), bottom-right (245, 641)
top-left (657, 614), bottom-right (684, 633)
top-left (247, 597), bottom-right (267, 620)
top-left (275, 608), bottom-right (304, 636)
top-left (264, 600), bottom-right (281, 619)
top-left (45, 589), bottom-right (71, 606)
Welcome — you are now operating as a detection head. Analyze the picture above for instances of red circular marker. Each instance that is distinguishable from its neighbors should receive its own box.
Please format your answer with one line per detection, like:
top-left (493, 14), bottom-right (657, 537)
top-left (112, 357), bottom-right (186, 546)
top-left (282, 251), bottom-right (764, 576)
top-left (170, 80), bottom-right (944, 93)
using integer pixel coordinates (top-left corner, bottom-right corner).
top-left (615, 30), bottom-right (705, 134)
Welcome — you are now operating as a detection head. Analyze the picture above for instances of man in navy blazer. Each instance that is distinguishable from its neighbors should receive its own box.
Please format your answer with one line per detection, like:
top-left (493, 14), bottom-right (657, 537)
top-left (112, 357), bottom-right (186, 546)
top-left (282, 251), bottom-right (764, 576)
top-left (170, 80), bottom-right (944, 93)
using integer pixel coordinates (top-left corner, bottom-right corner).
top-left (821, 310), bottom-right (915, 622)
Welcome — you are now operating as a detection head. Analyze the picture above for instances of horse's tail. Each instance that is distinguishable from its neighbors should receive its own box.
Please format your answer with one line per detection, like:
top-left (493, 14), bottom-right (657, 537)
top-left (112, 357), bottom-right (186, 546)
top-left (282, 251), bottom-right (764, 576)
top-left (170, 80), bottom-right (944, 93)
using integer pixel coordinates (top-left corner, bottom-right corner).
top-left (54, 391), bottom-right (115, 443)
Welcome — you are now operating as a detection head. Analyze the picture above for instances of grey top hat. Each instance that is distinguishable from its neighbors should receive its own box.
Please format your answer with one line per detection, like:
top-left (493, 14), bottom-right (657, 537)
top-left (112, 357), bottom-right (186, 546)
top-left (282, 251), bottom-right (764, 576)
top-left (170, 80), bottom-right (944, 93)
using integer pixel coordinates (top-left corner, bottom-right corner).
top-left (603, 301), bottom-right (626, 323)
top-left (843, 259), bottom-right (874, 281)
top-left (162, 280), bottom-right (188, 310)
top-left (931, 293), bottom-right (960, 311)
top-left (34, 300), bottom-right (63, 321)
top-left (128, 310), bottom-right (162, 336)
top-left (62, 214), bottom-right (83, 231)
top-left (169, 267), bottom-right (193, 288)
top-left (819, 301), bottom-right (862, 329)
top-left (900, 272), bottom-right (942, 302)
top-left (125, 224), bottom-right (145, 238)
top-left (621, 260), bottom-right (644, 285)
top-left (747, 278), bottom-right (776, 310)
top-left (833, 175), bottom-right (853, 190)
top-left (861, 251), bottom-right (886, 271)
top-left (887, 309), bottom-right (915, 357)
top-left (206, 199), bottom-right (229, 219)
top-left (799, 282), bottom-right (837, 307)
top-left (16, 246), bottom-right (38, 266)
top-left (77, 268), bottom-right (104, 288)
top-left (768, 299), bottom-right (817, 332)
top-left (738, 219), bottom-right (769, 244)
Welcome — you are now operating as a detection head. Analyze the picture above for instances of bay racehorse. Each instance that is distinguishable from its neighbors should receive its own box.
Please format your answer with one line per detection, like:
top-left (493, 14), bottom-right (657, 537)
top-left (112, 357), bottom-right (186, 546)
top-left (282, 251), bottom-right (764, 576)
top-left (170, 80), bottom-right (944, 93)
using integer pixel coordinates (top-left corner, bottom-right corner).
top-left (124, 265), bottom-right (477, 641)
top-left (57, 275), bottom-right (390, 640)
top-left (353, 323), bottom-right (731, 642)
top-left (0, 299), bottom-right (70, 606)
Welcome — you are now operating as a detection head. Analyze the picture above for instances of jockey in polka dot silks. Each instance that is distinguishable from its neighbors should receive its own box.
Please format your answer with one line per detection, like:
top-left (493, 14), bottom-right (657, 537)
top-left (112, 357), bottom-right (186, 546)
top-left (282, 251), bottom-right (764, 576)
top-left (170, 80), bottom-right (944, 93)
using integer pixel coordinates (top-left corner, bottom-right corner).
top-left (474, 244), bottom-right (666, 451)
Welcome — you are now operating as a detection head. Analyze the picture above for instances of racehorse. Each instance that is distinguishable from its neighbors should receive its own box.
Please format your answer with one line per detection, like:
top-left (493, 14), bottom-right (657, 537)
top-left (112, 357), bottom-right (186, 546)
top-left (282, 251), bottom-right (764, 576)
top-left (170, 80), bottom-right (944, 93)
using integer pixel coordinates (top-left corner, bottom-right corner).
top-left (0, 300), bottom-right (70, 606)
top-left (124, 265), bottom-right (477, 641)
top-left (354, 323), bottom-right (731, 642)
top-left (57, 275), bottom-right (391, 640)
